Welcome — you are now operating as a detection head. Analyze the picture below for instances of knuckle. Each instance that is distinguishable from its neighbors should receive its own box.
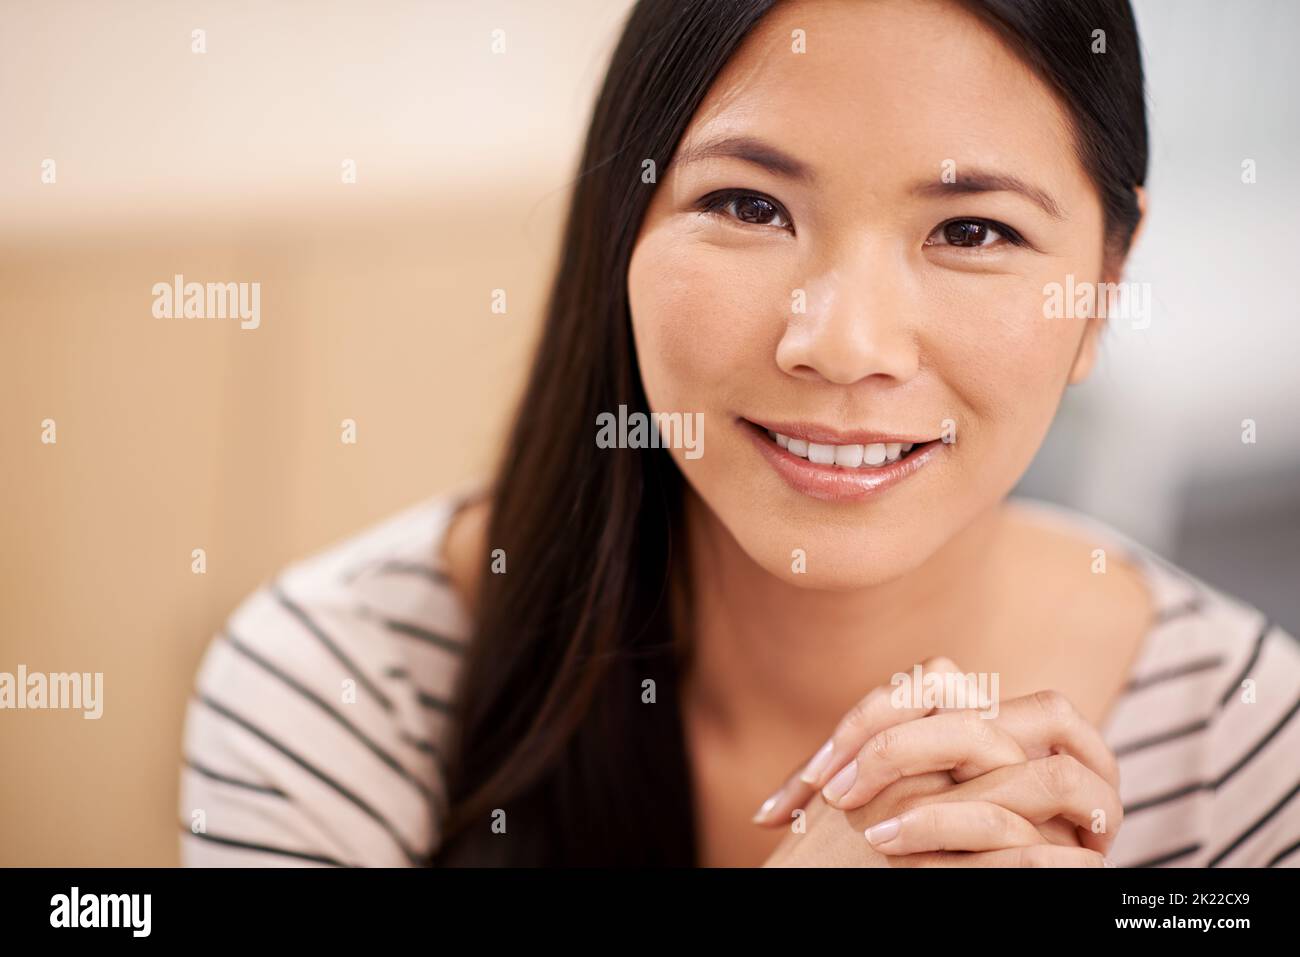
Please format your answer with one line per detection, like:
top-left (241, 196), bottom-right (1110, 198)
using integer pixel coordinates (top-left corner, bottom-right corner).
top-left (1030, 688), bottom-right (1075, 725)
top-left (922, 656), bottom-right (960, 676)
top-left (907, 803), bottom-right (939, 841)
top-left (1034, 752), bottom-right (1082, 796)
top-left (959, 708), bottom-right (995, 746)
top-left (974, 802), bottom-right (1005, 834)
top-left (867, 725), bottom-right (901, 763)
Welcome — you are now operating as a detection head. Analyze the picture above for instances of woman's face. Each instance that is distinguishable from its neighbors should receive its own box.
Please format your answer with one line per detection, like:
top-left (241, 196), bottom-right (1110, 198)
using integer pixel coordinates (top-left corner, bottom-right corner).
top-left (627, 0), bottom-right (1114, 588)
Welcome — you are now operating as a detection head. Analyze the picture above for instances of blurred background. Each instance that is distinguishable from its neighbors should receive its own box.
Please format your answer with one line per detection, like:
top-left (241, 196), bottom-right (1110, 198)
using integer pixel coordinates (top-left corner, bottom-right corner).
top-left (1, 0), bottom-right (1296, 866)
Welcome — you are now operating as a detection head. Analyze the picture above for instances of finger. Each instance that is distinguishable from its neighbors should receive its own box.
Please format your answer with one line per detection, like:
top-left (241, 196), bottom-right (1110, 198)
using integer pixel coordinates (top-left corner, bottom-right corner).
top-left (758, 657), bottom-right (972, 825)
top-left (911, 752), bottom-right (1124, 854)
top-left (887, 845), bottom-right (1113, 868)
top-left (936, 689), bottom-right (1120, 790)
top-left (821, 709), bottom-right (1026, 810)
top-left (864, 800), bottom-right (1046, 855)
top-left (752, 656), bottom-right (966, 827)
top-left (804, 656), bottom-right (968, 787)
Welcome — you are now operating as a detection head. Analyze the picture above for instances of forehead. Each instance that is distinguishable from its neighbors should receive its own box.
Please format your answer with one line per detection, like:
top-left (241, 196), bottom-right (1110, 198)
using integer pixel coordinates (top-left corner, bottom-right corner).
top-left (675, 0), bottom-right (1085, 201)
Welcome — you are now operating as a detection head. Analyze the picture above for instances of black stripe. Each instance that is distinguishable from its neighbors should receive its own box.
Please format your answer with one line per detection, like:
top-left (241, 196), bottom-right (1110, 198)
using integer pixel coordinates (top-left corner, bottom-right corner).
top-left (1124, 692), bottom-right (1300, 815)
top-left (182, 824), bottom-right (350, 867)
top-left (271, 583), bottom-right (394, 711)
top-left (1213, 693), bottom-right (1300, 790)
top-left (1123, 655), bottom-right (1224, 693)
top-left (366, 560), bottom-right (452, 586)
top-left (1217, 618), bottom-right (1273, 709)
top-left (1266, 838), bottom-right (1300, 867)
top-left (223, 631), bottom-right (439, 810)
top-left (1126, 842), bottom-right (1202, 869)
top-left (1207, 779), bottom-right (1300, 866)
top-left (415, 689), bottom-right (455, 713)
top-left (184, 757), bottom-right (287, 797)
top-left (1152, 596), bottom-right (1205, 626)
top-left (381, 616), bottom-right (465, 655)
top-left (1112, 717), bottom-right (1210, 758)
top-left (399, 730), bottom-right (448, 791)
top-left (1125, 781), bottom-right (1204, 816)
top-left (378, 661), bottom-right (458, 715)
top-left (399, 729), bottom-right (442, 761)
top-left (196, 693), bottom-right (426, 866)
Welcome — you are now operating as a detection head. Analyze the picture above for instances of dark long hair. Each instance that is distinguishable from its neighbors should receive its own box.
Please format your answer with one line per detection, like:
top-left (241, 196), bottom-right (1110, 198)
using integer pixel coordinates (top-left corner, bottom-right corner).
top-left (433, 0), bottom-right (1148, 866)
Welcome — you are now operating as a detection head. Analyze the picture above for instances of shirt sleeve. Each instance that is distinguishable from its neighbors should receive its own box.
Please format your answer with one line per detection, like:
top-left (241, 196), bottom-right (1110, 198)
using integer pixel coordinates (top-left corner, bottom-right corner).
top-left (1202, 620), bottom-right (1300, 866)
top-left (178, 529), bottom-right (470, 866)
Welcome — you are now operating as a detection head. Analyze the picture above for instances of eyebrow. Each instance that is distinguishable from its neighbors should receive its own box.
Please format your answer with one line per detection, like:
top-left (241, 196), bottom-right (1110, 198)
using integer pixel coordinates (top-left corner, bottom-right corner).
top-left (673, 134), bottom-right (1064, 220)
top-left (671, 134), bottom-right (816, 184)
top-left (912, 170), bottom-right (1064, 220)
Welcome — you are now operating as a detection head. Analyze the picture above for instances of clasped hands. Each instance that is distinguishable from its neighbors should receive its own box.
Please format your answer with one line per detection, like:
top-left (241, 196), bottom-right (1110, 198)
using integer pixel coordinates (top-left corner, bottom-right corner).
top-left (755, 658), bottom-right (1121, 867)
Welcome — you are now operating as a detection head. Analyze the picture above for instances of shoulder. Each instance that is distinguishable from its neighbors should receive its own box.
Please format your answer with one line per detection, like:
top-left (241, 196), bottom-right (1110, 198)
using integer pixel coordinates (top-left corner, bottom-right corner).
top-left (1113, 568), bottom-right (1299, 866)
top-left (179, 491), bottom-right (481, 867)
top-left (1008, 497), bottom-right (1300, 867)
top-left (440, 494), bottom-right (492, 617)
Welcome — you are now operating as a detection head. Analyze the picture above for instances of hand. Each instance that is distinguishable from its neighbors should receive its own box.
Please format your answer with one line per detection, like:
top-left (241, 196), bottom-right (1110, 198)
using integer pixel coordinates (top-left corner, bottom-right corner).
top-left (761, 772), bottom-right (954, 867)
top-left (756, 657), bottom-right (1122, 864)
top-left (761, 768), bottom-right (1112, 867)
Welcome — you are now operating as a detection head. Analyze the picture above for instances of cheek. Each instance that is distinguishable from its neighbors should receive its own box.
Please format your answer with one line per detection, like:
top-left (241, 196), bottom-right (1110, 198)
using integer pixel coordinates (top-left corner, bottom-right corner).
top-left (628, 231), bottom-right (782, 411)
top-left (923, 273), bottom-right (1085, 449)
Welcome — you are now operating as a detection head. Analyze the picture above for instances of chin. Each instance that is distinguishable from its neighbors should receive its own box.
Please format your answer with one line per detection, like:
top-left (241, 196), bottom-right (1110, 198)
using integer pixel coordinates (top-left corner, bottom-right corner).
top-left (684, 466), bottom-right (953, 590)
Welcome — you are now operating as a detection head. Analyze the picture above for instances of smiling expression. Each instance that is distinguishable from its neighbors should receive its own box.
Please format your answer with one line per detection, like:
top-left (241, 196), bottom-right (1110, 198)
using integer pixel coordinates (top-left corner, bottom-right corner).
top-left (626, 0), bottom-right (1116, 588)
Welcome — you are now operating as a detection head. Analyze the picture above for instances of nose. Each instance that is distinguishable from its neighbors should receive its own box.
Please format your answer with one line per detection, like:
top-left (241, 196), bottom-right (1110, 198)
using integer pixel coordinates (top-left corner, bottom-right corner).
top-left (775, 250), bottom-right (920, 386)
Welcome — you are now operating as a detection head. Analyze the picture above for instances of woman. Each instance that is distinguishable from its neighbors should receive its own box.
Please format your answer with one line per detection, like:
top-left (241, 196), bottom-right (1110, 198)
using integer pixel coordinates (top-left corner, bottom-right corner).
top-left (179, 0), bottom-right (1300, 867)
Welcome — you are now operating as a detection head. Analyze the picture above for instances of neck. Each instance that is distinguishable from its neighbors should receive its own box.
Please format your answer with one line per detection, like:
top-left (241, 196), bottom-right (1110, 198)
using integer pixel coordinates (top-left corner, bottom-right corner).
top-left (678, 490), bottom-right (1022, 748)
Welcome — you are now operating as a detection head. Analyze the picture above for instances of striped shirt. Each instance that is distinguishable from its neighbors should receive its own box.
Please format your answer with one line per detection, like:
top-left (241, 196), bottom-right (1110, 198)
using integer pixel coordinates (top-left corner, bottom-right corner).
top-left (179, 494), bottom-right (1300, 867)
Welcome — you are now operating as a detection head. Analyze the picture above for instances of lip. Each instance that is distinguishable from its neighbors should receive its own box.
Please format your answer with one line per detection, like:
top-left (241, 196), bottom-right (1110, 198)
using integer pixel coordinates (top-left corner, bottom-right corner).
top-left (742, 418), bottom-right (946, 502)
top-left (747, 418), bottom-right (933, 446)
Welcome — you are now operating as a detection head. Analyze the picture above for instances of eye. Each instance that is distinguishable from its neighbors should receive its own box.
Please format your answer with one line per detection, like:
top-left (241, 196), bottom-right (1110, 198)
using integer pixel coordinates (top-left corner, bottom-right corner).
top-left (924, 218), bottom-right (1025, 249)
top-left (697, 189), bottom-right (794, 232)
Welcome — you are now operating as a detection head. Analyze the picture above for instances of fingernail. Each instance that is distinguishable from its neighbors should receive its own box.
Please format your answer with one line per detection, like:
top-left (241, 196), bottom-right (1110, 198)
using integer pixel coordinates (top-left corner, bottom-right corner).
top-left (751, 790), bottom-right (781, 824)
top-left (822, 759), bottom-right (858, 803)
top-left (799, 739), bottom-right (834, 784)
top-left (865, 816), bottom-right (901, 845)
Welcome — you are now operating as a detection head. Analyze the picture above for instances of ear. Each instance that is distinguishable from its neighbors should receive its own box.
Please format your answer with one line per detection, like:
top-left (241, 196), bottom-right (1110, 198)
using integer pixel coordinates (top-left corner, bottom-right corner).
top-left (1069, 185), bottom-right (1148, 385)
top-left (1127, 185), bottom-right (1148, 264)
top-left (1067, 317), bottom-right (1102, 385)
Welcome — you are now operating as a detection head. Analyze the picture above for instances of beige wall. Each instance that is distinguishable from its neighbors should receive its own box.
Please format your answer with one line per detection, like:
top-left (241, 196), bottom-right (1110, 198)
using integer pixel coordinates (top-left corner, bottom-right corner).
top-left (0, 0), bottom-right (632, 866)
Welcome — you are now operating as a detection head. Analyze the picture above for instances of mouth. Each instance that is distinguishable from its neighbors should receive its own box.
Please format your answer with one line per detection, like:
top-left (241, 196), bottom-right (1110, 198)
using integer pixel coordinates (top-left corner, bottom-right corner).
top-left (741, 417), bottom-right (945, 502)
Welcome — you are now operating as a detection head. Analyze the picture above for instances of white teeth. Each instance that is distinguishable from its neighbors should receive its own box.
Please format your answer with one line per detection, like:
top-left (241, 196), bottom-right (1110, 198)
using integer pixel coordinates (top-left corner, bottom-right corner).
top-left (807, 442), bottom-right (835, 465)
top-left (834, 444), bottom-right (864, 468)
top-left (770, 431), bottom-right (918, 469)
